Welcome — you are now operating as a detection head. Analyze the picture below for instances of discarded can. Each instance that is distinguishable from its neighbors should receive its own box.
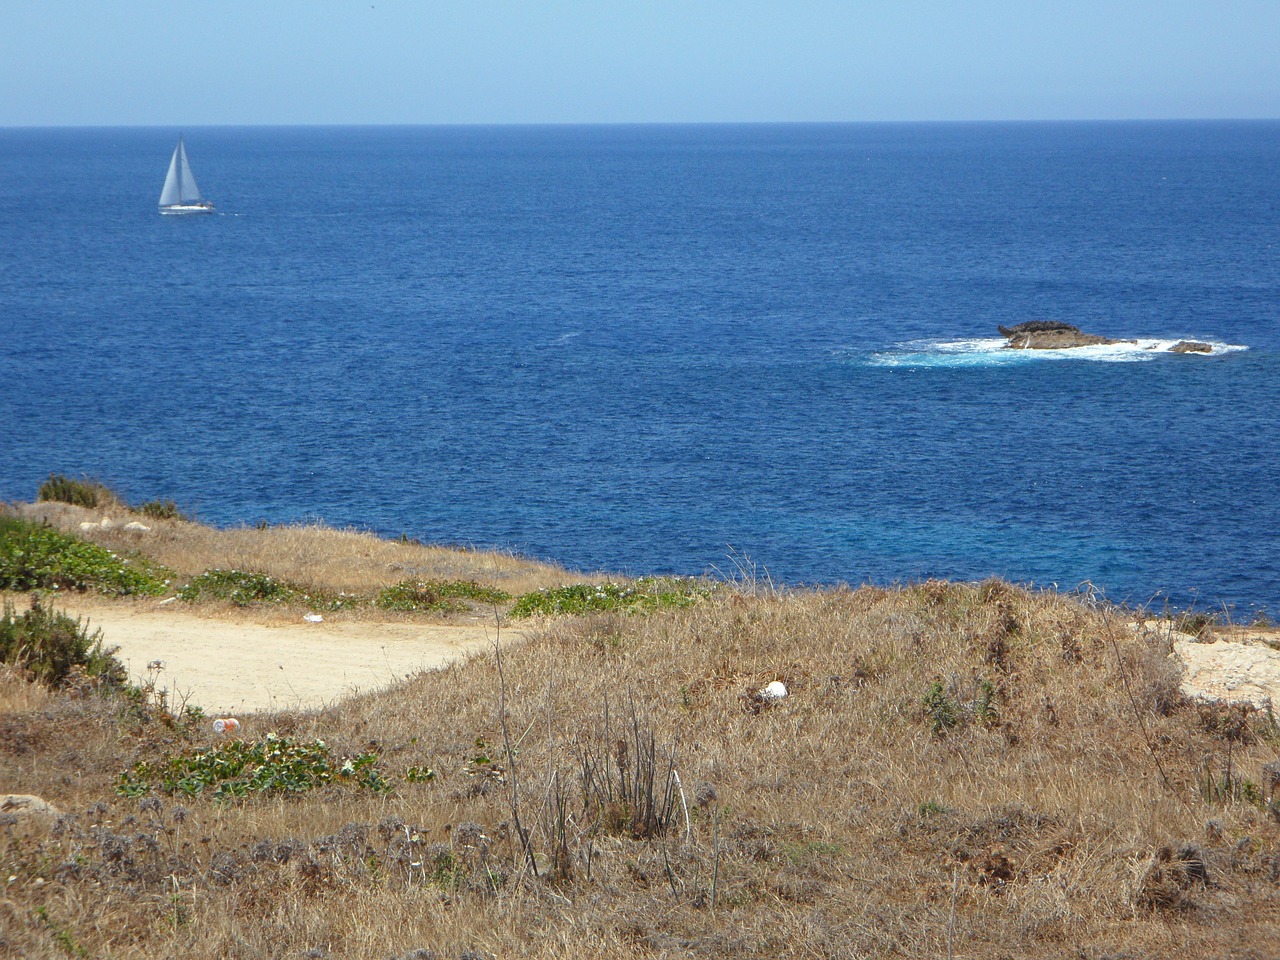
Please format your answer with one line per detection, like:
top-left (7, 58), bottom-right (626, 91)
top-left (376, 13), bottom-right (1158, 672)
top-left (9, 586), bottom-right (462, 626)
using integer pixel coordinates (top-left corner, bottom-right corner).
top-left (212, 718), bottom-right (241, 735)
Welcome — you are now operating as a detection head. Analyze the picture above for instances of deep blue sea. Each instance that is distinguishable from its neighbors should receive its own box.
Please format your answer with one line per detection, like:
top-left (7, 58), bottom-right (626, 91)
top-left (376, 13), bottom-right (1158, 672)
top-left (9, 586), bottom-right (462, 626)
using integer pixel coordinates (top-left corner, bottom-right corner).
top-left (1, 123), bottom-right (1277, 616)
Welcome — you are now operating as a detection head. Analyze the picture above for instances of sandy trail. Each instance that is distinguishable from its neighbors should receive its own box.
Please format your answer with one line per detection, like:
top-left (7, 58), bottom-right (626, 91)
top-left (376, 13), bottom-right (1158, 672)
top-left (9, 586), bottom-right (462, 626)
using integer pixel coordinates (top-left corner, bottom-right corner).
top-left (47, 596), bottom-right (508, 715)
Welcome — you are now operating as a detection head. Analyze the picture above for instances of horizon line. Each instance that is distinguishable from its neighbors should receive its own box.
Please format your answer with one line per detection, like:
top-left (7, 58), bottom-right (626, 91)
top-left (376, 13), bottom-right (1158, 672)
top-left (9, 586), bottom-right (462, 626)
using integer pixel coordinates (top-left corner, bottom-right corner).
top-left (4, 116), bottom-right (1280, 131)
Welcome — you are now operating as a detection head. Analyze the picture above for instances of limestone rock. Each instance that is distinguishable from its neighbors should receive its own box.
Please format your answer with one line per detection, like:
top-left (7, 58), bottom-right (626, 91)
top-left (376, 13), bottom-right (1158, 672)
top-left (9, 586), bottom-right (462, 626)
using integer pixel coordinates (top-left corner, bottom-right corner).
top-left (1173, 634), bottom-right (1280, 708)
top-left (1170, 340), bottom-right (1212, 354)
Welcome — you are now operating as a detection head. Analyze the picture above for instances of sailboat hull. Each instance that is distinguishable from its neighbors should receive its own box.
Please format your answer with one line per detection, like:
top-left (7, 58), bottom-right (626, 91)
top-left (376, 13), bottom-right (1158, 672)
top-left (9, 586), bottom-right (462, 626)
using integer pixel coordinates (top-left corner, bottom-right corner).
top-left (159, 203), bottom-right (215, 216)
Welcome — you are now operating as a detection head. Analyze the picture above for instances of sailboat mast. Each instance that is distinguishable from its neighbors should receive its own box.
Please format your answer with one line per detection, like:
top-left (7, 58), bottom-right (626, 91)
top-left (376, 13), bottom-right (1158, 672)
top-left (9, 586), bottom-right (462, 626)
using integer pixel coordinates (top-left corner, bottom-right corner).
top-left (176, 136), bottom-right (185, 199)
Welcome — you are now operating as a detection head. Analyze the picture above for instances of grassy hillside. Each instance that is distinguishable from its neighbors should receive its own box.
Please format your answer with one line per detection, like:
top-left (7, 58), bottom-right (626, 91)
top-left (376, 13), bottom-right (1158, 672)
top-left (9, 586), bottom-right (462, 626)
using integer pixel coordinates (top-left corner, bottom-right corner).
top-left (2, 497), bottom-right (1280, 958)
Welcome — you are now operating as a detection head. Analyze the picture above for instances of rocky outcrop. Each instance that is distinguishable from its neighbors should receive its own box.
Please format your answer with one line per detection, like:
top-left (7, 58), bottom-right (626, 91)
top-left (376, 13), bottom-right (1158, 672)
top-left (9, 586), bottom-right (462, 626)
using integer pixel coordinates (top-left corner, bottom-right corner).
top-left (998, 321), bottom-right (1130, 350)
top-left (1171, 632), bottom-right (1280, 709)
top-left (1170, 340), bottom-right (1213, 354)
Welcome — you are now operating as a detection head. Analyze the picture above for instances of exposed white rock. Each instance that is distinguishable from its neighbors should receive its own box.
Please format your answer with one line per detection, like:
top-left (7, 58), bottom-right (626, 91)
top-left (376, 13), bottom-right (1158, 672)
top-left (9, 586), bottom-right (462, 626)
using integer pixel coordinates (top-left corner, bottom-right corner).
top-left (123, 521), bottom-right (151, 532)
top-left (1173, 634), bottom-right (1280, 708)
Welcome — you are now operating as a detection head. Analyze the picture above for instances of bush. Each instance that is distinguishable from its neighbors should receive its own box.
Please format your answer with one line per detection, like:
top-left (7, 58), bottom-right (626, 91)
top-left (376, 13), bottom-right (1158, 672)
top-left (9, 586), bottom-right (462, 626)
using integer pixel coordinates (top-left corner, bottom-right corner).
top-left (374, 578), bottom-right (510, 613)
top-left (177, 569), bottom-right (305, 607)
top-left (0, 596), bottom-right (126, 688)
top-left (136, 499), bottom-right (188, 521)
top-left (36, 473), bottom-right (118, 509)
top-left (0, 516), bottom-right (171, 596)
top-left (510, 577), bottom-right (713, 618)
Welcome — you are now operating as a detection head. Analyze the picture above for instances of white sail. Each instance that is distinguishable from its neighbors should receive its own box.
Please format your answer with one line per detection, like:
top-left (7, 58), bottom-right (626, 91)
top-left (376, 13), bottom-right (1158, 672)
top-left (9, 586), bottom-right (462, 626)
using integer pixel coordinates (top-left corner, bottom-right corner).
top-left (158, 137), bottom-right (211, 212)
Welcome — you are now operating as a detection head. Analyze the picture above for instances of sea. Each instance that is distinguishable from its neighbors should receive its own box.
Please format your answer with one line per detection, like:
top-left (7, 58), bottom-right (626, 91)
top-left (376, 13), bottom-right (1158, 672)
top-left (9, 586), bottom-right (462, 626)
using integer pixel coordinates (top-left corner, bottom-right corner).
top-left (1, 122), bottom-right (1277, 617)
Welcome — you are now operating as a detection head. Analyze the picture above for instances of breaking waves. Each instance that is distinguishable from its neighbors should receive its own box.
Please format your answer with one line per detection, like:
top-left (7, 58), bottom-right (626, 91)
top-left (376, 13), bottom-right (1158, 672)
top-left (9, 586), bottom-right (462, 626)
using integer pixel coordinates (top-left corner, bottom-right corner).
top-left (864, 337), bottom-right (1249, 369)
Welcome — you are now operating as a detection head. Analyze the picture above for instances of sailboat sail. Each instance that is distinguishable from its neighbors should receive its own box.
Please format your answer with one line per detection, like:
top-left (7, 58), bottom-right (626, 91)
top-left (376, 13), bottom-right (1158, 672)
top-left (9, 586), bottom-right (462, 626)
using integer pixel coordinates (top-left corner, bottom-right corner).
top-left (158, 137), bottom-right (212, 213)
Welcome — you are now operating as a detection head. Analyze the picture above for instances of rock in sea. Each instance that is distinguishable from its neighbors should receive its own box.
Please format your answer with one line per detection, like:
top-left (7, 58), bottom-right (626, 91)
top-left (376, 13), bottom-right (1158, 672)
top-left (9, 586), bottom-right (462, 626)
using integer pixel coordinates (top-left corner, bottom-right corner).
top-left (998, 321), bottom-right (1130, 350)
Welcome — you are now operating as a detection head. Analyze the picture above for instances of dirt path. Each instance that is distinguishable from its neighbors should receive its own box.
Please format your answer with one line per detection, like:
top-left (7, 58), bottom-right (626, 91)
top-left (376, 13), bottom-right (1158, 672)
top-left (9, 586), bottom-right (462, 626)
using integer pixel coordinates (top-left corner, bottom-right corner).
top-left (48, 596), bottom-right (510, 716)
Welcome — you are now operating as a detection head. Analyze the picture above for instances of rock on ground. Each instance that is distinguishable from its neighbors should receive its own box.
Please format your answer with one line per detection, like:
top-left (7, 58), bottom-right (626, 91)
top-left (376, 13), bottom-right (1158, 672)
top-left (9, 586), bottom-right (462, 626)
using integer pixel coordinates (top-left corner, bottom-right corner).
top-left (1, 794), bottom-right (62, 833)
top-left (1172, 632), bottom-right (1280, 708)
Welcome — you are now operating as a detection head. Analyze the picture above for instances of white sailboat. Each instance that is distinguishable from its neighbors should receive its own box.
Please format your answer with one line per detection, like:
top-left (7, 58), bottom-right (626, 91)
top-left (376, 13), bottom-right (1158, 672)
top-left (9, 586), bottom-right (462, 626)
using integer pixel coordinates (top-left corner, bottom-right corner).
top-left (158, 137), bottom-right (214, 215)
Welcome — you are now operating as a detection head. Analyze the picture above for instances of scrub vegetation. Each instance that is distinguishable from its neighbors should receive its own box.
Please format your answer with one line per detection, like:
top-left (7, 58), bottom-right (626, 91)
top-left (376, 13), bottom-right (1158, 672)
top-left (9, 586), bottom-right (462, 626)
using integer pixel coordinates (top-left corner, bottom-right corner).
top-left (2, 488), bottom-right (1280, 958)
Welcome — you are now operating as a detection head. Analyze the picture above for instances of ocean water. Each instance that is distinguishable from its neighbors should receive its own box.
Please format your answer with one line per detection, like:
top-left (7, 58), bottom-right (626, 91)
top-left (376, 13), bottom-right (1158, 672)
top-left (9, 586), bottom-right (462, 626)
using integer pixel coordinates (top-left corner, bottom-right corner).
top-left (1, 122), bottom-right (1277, 615)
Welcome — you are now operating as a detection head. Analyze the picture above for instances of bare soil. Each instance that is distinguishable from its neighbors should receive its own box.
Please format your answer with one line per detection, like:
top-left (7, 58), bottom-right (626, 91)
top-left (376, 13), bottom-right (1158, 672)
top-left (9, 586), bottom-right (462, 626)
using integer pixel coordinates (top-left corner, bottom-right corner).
top-left (45, 594), bottom-right (510, 715)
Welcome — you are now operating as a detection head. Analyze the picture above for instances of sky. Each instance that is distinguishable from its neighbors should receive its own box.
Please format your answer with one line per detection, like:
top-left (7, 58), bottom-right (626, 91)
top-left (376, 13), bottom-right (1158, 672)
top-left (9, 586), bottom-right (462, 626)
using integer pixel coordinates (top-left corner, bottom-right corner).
top-left (2, 1), bottom-right (1278, 126)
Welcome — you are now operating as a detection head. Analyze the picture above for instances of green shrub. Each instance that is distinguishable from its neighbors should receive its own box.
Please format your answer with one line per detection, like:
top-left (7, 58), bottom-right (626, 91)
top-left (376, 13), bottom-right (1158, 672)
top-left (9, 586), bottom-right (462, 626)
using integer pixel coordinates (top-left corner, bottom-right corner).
top-left (374, 578), bottom-right (510, 613)
top-left (0, 596), bottom-right (126, 688)
top-left (0, 517), bottom-right (171, 596)
top-left (178, 569), bottom-right (304, 606)
top-left (510, 577), bottom-right (712, 618)
top-left (136, 499), bottom-right (188, 521)
top-left (36, 473), bottom-right (117, 509)
top-left (118, 733), bottom-right (389, 799)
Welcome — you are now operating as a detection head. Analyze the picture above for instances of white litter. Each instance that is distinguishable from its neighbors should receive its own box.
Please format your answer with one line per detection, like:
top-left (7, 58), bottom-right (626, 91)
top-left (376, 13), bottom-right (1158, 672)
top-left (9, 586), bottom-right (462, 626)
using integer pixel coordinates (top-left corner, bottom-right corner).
top-left (303, 613), bottom-right (324, 623)
top-left (762, 680), bottom-right (788, 701)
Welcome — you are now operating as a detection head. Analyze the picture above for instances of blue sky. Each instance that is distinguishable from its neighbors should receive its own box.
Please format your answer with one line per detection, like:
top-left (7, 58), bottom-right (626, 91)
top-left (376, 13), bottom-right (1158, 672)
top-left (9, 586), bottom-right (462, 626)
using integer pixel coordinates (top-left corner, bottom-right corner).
top-left (3, 1), bottom-right (1278, 125)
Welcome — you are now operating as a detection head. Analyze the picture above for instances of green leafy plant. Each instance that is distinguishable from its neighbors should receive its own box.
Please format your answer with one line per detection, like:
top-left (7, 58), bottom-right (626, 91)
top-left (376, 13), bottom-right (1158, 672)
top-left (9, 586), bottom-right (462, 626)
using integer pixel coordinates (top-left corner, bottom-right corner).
top-left (0, 596), bottom-right (126, 688)
top-left (374, 578), bottom-right (510, 613)
top-left (178, 569), bottom-right (305, 606)
top-left (510, 577), bottom-right (712, 618)
top-left (118, 733), bottom-right (390, 799)
top-left (0, 516), bottom-right (171, 596)
top-left (36, 472), bottom-right (116, 510)
top-left (922, 676), bottom-right (999, 737)
top-left (177, 568), bottom-right (352, 610)
top-left (922, 681), bottom-right (961, 736)
top-left (917, 799), bottom-right (948, 818)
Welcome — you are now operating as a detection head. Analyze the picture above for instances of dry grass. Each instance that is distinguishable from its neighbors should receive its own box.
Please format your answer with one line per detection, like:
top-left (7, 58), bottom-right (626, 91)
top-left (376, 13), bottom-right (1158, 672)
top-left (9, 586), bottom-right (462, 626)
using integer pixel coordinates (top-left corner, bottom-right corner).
top-left (4, 576), bottom-right (1280, 958)
top-left (12, 501), bottom-right (588, 602)
top-left (0, 664), bottom-right (51, 714)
